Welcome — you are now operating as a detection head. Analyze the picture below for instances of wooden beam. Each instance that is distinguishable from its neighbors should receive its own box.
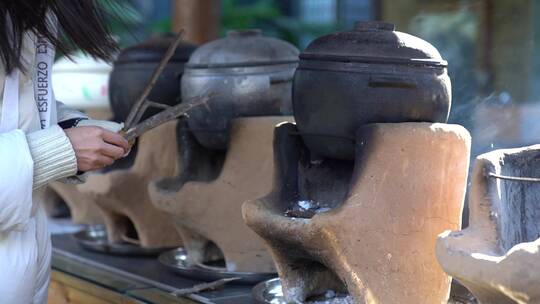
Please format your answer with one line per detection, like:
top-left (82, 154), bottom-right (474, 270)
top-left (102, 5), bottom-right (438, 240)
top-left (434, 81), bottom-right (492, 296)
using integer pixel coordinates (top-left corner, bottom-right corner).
top-left (48, 271), bottom-right (134, 304)
top-left (171, 0), bottom-right (221, 44)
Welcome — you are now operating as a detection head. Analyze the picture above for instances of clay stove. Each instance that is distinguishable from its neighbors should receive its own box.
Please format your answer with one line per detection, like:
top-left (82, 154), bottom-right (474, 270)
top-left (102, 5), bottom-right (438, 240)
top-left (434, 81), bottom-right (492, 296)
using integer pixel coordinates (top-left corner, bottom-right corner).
top-left (49, 182), bottom-right (104, 225)
top-left (150, 116), bottom-right (292, 273)
top-left (437, 145), bottom-right (540, 304)
top-left (149, 30), bottom-right (298, 276)
top-left (243, 123), bottom-right (470, 304)
top-left (243, 122), bottom-right (471, 303)
top-left (78, 120), bottom-right (182, 248)
top-left (241, 21), bottom-right (473, 303)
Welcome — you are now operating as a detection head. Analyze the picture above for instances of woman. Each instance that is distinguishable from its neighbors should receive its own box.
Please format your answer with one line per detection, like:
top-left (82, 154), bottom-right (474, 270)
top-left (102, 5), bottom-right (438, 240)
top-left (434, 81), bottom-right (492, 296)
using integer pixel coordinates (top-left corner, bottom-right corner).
top-left (0, 1), bottom-right (129, 303)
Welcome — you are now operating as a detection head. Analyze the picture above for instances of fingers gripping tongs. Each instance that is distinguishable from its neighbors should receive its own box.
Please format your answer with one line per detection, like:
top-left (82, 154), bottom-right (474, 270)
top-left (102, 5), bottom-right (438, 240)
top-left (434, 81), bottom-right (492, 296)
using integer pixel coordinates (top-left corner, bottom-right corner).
top-left (121, 30), bottom-right (208, 142)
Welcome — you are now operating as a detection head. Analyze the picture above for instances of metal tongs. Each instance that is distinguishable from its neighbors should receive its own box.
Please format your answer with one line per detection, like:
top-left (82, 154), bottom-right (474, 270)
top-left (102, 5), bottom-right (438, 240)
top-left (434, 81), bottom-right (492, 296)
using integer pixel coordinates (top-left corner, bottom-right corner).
top-left (122, 30), bottom-right (208, 142)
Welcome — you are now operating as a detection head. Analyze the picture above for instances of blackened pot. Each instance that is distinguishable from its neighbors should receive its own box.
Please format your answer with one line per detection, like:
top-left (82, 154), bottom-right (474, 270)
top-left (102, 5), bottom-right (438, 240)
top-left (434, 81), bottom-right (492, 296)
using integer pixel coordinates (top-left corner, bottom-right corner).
top-left (182, 29), bottom-right (299, 150)
top-left (293, 21), bottom-right (451, 160)
top-left (109, 35), bottom-right (196, 122)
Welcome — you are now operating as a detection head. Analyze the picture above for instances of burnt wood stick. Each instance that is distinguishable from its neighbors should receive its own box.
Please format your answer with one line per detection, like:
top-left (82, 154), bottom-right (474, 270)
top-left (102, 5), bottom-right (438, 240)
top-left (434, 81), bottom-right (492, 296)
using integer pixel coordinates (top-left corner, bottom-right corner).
top-left (487, 172), bottom-right (540, 182)
top-left (124, 30), bottom-right (185, 130)
top-left (172, 277), bottom-right (240, 297)
top-left (123, 96), bottom-right (209, 141)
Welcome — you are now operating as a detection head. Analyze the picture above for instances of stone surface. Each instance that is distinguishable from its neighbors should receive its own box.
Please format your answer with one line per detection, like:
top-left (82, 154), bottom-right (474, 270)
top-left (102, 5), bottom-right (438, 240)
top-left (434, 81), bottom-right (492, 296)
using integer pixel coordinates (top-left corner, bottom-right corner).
top-left (149, 117), bottom-right (293, 272)
top-left (243, 122), bottom-right (471, 304)
top-left (49, 182), bottom-right (104, 225)
top-left (437, 145), bottom-right (540, 304)
top-left (79, 120), bottom-right (182, 248)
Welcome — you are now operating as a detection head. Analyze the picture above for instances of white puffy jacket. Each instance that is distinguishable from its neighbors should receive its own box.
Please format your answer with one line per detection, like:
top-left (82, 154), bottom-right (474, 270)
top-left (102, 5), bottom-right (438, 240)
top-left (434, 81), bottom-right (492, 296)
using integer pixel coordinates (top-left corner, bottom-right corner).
top-left (0, 32), bottom-right (89, 303)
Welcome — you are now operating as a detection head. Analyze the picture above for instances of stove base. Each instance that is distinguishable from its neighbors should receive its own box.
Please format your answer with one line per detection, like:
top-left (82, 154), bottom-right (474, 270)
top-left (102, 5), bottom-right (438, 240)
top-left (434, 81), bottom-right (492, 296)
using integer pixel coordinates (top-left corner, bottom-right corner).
top-left (52, 233), bottom-right (255, 303)
top-left (73, 225), bottom-right (173, 256)
top-left (252, 278), bottom-right (477, 304)
top-left (159, 248), bottom-right (276, 285)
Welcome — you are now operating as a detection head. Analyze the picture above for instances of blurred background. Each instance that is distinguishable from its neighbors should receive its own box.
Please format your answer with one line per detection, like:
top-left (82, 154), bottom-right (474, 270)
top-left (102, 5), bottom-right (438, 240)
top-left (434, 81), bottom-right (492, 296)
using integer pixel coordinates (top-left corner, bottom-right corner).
top-left (61, 0), bottom-right (540, 159)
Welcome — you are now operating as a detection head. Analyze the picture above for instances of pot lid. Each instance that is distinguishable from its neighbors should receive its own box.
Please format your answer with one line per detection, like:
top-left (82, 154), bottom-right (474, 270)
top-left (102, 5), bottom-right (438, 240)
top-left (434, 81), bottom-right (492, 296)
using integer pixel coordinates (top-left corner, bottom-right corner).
top-left (115, 34), bottom-right (197, 64)
top-left (186, 29), bottom-right (299, 69)
top-left (301, 21), bottom-right (447, 67)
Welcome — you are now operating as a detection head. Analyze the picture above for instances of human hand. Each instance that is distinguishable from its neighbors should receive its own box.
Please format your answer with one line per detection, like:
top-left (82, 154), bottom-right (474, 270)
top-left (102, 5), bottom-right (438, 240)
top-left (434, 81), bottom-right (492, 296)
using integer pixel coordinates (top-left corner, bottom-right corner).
top-left (64, 126), bottom-right (130, 172)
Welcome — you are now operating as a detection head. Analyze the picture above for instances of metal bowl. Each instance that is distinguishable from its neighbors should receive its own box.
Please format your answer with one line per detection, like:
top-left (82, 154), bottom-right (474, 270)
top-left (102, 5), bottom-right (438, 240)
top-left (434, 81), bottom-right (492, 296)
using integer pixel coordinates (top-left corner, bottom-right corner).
top-left (252, 278), bottom-right (353, 304)
top-left (158, 248), bottom-right (276, 285)
top-left (72, 225), bottom-right (172, 256)
top-left (252, 278), bottom-right (284, 303)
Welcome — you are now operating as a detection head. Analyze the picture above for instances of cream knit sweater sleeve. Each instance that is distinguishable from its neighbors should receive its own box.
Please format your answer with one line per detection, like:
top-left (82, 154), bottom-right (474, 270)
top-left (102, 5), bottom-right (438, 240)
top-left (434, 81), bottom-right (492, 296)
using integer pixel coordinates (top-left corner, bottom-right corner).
top-left (26, 125), bottom-right (77, 189)
top-left (24, 119), bottom-right (124, 189)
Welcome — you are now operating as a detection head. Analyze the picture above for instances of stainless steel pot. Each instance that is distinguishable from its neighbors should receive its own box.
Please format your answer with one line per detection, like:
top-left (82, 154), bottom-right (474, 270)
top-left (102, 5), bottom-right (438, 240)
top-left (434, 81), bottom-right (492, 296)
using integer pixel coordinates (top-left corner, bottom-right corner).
top-left (293, 21), bottom-right (451, 160)
top-left (182, 29), bottom-right (299, 150)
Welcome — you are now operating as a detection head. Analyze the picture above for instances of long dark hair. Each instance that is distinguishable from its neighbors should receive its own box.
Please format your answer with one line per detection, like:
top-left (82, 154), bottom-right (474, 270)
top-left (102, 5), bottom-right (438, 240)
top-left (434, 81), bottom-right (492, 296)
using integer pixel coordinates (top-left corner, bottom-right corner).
top-left (0, 0), bottom-right (119, 73)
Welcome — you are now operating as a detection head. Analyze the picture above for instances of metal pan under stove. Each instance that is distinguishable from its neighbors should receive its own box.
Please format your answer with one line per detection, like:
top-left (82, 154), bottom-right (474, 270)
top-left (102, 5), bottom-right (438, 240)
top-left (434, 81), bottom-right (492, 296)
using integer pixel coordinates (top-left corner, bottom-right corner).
top-left (72, 225), bottom-right (173, 256)
top-left (252, 278), bottom-right (352, 304)
top-left (252, 278), bottom-right (478, 304)
top-left (159, 247), bottom-right (276, 285)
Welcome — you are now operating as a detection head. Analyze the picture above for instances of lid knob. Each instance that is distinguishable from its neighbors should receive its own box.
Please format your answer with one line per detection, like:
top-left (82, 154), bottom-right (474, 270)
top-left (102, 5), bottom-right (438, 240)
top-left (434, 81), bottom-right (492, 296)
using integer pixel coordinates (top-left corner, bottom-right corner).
top-left (354, 21), bottom-right (395, 31)
top-left (226, 29), bottom-right (262, 38)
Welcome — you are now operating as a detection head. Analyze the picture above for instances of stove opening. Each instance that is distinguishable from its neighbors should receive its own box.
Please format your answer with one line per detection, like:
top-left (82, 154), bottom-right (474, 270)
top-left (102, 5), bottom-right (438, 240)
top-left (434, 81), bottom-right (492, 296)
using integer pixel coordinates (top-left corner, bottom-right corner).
top-left (283, 137), bottom-right (354, 219)
top-left (156, 121), bottom-right (226, 192)
top-left (116, 214), bottom-right (139, 244)
top-left (202, 240), bottom-right (225, 266)
top-left (294, 259), bottom-right (349, 301)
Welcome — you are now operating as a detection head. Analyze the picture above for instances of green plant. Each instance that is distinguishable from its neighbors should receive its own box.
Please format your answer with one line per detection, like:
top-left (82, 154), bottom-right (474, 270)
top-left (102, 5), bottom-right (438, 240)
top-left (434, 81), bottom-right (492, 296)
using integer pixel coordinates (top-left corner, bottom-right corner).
top-left (221, 0), bottom-right (338, 48)
top-left (98, 0), bottom-right (143, 46)
top-left (147, 18), bottom-right (172, 34)
top-left (221, 0), bottom-right (280, 32)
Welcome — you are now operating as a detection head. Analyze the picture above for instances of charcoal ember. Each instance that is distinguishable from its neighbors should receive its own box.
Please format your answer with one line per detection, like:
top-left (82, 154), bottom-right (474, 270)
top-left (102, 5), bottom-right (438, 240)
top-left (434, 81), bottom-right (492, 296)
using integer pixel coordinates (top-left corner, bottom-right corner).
top-left (284, 200), bottom-right (332, 218)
